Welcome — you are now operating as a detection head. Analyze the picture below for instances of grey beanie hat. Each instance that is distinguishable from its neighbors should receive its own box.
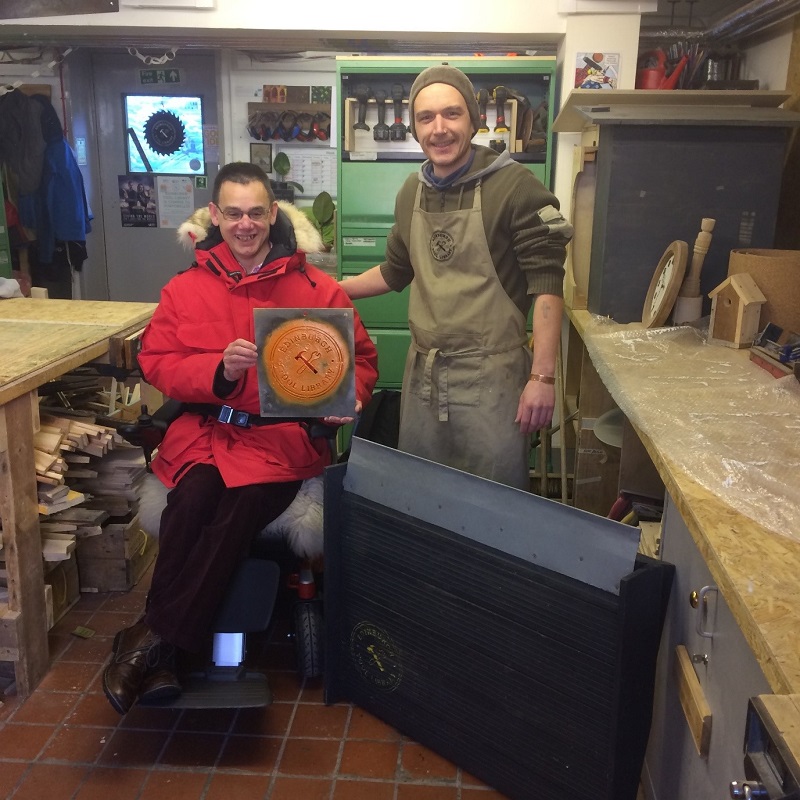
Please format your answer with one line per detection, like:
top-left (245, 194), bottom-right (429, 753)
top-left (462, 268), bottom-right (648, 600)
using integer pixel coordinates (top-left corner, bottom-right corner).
top-left (407, 65), bottom-right (480, 141)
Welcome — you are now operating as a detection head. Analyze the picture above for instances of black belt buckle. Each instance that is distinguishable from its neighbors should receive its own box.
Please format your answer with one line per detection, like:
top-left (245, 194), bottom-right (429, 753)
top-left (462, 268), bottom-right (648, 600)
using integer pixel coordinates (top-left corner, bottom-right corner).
top-left (218, 405), bottom-right (251, 428)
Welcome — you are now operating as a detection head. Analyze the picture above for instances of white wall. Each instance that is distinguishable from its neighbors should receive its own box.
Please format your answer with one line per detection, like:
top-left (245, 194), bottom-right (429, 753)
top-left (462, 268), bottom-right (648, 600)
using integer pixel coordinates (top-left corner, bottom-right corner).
top-left (3, 0), bottom-right (566, 37)
top-left (741, 19), bottom-right (793, 90)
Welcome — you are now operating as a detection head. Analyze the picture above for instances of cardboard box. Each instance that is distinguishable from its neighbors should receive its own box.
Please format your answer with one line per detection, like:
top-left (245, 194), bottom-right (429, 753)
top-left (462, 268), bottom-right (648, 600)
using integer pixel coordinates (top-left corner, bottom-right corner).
top-left (76, 516), bottom-right (157, 592)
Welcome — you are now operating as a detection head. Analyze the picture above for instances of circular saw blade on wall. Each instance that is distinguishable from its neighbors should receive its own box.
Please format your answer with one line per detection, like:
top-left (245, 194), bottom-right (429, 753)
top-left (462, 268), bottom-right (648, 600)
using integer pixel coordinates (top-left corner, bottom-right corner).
top-left (143, 109), bottom-right (186, 156)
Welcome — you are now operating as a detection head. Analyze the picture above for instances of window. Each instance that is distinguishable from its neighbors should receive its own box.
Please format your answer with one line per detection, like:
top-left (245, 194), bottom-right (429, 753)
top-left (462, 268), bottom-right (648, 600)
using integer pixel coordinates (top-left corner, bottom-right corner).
top-left (124, 94), bottom-right (205, 175)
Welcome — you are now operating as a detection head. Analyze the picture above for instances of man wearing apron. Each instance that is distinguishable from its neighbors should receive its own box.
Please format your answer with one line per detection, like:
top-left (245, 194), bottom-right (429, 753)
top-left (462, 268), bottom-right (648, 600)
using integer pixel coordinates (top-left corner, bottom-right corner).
top-left (342, 65), bottom-right (572, 490)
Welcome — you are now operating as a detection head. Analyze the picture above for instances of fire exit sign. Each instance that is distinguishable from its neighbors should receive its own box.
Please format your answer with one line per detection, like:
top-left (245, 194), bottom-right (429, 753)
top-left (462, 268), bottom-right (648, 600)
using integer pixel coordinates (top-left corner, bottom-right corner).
top-left (139, 69), bottom-right (181, 85)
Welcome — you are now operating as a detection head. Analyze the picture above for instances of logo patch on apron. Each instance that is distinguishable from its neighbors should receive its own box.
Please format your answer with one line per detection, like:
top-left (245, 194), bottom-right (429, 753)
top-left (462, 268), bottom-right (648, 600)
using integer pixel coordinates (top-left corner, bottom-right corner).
top-left (429, 230), bottom-right (455, 262)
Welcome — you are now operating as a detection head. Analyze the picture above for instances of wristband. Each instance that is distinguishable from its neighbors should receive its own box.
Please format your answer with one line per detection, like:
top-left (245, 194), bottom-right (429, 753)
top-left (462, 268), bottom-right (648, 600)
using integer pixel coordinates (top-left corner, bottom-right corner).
top-left (529, 373), bottom-right (555, 385)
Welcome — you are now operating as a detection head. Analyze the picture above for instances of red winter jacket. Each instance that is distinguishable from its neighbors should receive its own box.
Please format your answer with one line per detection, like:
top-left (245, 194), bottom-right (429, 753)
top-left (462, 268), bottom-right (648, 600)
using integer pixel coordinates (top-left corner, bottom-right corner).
top-left (138, 227), bottom-right (378, 489)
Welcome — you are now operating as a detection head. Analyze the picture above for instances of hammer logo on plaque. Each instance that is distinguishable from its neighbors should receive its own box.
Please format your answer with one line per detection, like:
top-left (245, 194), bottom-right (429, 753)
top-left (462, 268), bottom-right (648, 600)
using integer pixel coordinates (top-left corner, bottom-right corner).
top-left (254, 308), bottom-right (355, 417)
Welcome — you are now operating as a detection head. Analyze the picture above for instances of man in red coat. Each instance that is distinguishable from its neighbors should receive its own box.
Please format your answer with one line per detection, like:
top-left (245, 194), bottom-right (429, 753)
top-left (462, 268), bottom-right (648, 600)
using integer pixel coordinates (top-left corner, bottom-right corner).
top-left (103, 162), bottom-right (378, 714)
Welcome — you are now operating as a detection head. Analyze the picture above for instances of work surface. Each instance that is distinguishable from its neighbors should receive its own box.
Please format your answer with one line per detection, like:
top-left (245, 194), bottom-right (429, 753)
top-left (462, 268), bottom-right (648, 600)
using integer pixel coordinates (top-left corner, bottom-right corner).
top-left (0, 298), bottom-right (157, 405)
top-left (570, 309), bottom-right (800, 698)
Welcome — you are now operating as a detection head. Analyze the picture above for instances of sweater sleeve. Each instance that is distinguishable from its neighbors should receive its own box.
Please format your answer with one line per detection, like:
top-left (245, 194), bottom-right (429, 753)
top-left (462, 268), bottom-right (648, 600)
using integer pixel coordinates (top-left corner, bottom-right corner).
top-left (508, 174), bottom-right (573, 298)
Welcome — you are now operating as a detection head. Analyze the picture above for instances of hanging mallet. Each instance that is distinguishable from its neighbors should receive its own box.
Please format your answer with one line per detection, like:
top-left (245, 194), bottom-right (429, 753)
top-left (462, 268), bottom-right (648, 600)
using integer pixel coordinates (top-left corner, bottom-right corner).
top-left (672, 217), bottom-right (715, 324)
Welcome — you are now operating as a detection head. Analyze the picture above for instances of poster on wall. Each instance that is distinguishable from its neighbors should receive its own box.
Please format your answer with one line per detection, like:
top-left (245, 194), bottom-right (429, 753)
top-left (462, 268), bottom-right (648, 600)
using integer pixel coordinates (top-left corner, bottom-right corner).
top-left (118, 174), bottom-right (157, 228)
top-left (575, 52), bottom-right (620, 89)
top-left (155, 176), bottom-right (195, 229)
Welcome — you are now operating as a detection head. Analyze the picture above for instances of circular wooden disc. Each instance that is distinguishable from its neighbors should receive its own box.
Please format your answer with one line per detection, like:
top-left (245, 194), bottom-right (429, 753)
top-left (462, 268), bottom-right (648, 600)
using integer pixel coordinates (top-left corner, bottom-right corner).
top-left (642, 240), bottom-right (689, 328)
top-left (263, 318), bottom-right (349, 406)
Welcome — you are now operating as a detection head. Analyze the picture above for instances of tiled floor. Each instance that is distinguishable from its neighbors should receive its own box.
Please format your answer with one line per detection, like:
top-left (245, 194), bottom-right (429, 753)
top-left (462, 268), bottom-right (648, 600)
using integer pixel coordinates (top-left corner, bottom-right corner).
top-left (0, 565), bottom-right (508, 800)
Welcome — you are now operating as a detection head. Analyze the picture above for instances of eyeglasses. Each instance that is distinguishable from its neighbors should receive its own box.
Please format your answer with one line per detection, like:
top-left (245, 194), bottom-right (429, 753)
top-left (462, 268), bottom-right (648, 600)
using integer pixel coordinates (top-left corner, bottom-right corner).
top-left (213, 203), bottom-right (268, 222)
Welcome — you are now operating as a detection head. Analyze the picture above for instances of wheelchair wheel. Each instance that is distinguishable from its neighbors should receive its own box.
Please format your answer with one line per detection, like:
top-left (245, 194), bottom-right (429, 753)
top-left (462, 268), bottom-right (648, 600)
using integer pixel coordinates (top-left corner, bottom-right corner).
top-left (293, 600), bottom-right (323, 679)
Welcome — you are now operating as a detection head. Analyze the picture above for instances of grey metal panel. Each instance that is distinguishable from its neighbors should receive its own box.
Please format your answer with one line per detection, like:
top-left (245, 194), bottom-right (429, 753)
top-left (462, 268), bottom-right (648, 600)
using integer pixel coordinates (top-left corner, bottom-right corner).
top-left (344, 437), bottom-right (640, 595)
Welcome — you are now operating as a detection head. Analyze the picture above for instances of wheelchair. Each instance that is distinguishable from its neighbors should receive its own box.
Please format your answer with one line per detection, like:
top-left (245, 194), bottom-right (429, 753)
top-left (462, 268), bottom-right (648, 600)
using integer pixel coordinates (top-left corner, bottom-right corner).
top-left (119, 399), bottom-right (331, 709)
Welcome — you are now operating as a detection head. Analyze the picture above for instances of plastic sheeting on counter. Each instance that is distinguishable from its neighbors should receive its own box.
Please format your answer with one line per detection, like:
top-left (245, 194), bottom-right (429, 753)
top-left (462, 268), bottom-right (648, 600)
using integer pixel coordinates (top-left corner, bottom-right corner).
top-left (582, 317), bottom-right (800, 543)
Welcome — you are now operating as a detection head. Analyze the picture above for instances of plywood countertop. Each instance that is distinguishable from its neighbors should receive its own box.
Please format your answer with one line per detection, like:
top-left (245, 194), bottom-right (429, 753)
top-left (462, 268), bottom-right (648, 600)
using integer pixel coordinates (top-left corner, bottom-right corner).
top-left (568, 308), bottom-right (800, 696)
top-left (0, 298), bottom-right (157, 405)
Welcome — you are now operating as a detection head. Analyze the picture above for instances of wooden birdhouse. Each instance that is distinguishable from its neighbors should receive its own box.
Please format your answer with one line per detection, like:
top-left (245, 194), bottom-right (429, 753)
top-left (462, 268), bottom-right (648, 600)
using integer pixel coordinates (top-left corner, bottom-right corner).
top-left (708, 272), bottom-right (766, 348)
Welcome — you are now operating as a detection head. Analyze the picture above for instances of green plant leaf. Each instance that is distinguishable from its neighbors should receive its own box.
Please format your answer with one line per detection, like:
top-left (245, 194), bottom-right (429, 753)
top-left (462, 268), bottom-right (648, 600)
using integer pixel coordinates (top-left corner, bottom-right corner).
top-left (273, 151), bottom-right (291, 177)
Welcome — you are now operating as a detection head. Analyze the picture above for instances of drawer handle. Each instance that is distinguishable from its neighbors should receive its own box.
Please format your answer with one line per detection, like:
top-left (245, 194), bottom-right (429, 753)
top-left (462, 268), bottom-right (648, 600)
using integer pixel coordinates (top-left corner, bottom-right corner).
top-left (693, 585), bottom-right (718, 639)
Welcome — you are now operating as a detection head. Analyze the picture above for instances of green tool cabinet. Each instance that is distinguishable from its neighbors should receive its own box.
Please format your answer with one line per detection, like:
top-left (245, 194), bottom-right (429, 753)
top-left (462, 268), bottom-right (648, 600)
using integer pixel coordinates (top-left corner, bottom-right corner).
top-left (336, 56), bottom-right (557, 390)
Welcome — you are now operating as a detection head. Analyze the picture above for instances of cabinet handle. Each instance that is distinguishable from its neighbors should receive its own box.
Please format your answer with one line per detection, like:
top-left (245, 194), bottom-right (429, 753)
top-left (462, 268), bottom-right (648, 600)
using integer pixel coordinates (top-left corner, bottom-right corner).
top-left (693, 585), bottom-right (718, 639)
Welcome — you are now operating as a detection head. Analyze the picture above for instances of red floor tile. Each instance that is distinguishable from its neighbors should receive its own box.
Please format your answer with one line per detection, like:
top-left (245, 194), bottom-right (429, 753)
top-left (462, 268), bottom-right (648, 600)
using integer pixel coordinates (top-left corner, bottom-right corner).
top-left (347, 708), bottom-right (403, 741)
top-left (157, 731), bottom-right (226, 768)
top-left (9, 690), bottom-right (79, 725)
top-left (216, 734), bottom-right (282, 772)
top-left (97, 728), bottom-right (170, 767)
top-left (278, 737), bottom-right (341, 776)
top-left (67, 692), bottom-right (127, 727)
top-left (334, 779), bottom-right (396, 800)
top-left (339, 739), bottom-right (400, 780)
top-left (174, 707), bottom-right (236, 733)
top-left (0, 761), bottom-right (28, 798)
top-left (73, 767), bottom-right (149, 800)
top-left (37, 660), bottom-right (103, 693)
top-left (400, 742), bottom-right (459, 781)
top-left (83, 610), bottom-right (141, 638)
top-left (9, 763), bottom-right (89, 800)
top-left (138, 768), bottom-right (209, 799)
top-left (40, 724), bottom-right (115, 763)
top-left (57, 633), bottom-right (116, 664)
top-left (271, 775), bottom-right (333, 799)
top-left (204, 771), bottom-right (271, 799)
top-left (396, 785), bottom-right (459, 800)
top-left (289, 702), bottom-right (349, 738)
top-left (232, 703), bottom-right (294, 737)
top-left (0, 722), bottom-right (54, 760)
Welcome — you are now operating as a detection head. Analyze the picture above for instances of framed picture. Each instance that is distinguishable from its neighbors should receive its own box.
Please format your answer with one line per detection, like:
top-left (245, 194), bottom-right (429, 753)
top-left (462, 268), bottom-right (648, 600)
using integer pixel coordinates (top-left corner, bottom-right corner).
top-left (250, 142), bottom-right (273, 173)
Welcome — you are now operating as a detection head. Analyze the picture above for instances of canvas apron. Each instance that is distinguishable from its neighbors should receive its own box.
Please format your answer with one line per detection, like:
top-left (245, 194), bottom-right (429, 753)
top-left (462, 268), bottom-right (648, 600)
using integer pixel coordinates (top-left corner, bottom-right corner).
top-left (399, 180), bottom-right (531, 489)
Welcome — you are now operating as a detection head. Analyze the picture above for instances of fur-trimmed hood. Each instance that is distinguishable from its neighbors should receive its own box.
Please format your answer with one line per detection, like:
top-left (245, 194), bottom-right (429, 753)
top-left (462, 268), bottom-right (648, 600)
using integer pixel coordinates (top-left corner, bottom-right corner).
top-left (176, 201), bottom-right (324, 254)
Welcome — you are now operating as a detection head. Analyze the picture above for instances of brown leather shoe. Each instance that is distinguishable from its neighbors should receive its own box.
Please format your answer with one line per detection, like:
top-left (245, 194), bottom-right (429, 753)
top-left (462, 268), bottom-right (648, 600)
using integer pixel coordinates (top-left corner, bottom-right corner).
top-left (102, 621), bottom-right (160, 714)
top-left (139, 666), bottom-right (181, 703)
top-left (139, 641), bottom-right (181, 703)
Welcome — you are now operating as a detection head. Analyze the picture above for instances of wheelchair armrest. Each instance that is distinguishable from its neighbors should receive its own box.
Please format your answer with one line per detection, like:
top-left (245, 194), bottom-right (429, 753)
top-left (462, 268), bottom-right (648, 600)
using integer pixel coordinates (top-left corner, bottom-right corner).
top-left (119, 398), bottom-right (185, 468)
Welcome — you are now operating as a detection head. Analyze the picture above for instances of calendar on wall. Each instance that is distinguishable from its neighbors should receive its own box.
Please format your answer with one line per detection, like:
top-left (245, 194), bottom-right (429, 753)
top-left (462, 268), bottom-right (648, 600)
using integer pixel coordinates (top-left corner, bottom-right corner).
top-left (274, 146), bottom-right (337, 199)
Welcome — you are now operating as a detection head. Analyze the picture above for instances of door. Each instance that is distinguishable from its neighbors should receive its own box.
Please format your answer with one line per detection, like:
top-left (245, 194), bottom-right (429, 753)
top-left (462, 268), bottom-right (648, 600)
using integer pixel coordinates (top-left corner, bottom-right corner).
top-left (90, 50), bottom-right (219, 302)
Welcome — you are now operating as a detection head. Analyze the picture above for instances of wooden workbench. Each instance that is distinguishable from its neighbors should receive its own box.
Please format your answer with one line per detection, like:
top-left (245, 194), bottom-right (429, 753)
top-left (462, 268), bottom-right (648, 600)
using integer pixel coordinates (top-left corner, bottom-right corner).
top-left (566, 306), bottom-right (800, 792)
top-left (0, 298), bottom-right (156, 696)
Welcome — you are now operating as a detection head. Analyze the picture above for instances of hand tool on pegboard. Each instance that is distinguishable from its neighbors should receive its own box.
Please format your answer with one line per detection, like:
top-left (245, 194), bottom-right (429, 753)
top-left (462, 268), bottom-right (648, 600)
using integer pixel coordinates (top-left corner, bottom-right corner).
top-left (353, 84), bottom-right (371, 131)
top-left (493, 86), bottom-right (509, 133)
top-left (476, 88), bottom-right (490, 133)
top-left (373, 89), bottom-right (390, 142)
top-left (390, 83), bottom-right (407, 141)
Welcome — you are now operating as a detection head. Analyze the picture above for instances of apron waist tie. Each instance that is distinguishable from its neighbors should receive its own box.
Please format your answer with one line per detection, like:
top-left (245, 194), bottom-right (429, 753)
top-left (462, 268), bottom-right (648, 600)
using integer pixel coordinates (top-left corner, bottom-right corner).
top-left (412, 336), bottom-right (529, 422)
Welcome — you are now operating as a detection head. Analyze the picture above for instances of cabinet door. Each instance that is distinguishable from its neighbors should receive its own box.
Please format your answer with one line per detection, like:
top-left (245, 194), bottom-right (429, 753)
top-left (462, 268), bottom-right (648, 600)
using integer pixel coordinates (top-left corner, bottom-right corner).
top-left (643, 497), bottom-right (771, 799)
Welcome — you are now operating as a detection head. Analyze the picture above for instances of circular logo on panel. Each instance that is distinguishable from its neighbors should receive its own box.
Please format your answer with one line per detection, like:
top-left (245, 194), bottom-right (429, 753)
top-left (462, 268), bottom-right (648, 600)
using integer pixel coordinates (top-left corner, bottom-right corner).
top-left (429, 230), bottom-right (455, 262)
top-left (350, 622), bottom-right (403, 691)
top-left (263, 317), bottom-right (349, 405)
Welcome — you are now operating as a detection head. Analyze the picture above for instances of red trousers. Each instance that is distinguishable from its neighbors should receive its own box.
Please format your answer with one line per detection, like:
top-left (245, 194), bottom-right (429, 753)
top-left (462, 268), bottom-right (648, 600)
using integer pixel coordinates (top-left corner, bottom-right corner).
top-left (144, 464), bottom-right (300, 652)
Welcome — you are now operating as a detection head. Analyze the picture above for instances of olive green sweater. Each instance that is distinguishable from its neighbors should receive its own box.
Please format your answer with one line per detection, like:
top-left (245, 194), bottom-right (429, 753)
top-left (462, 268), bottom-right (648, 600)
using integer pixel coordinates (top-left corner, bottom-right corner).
top-left (380, 146), bottom-right (573, 316)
